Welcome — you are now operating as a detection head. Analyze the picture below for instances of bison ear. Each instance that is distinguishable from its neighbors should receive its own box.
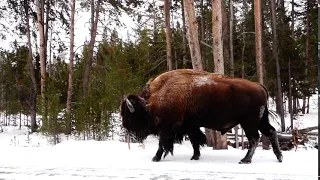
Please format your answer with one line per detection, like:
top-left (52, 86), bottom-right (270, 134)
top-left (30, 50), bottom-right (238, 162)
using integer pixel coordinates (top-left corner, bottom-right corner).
top-left (125, 98), bottom-right (135, 113)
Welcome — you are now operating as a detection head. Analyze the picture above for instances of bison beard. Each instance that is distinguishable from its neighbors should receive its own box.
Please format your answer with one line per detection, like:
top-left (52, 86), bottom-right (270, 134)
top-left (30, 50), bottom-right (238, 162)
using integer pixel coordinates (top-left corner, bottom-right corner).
top-left (120, 69), bottom-right (283, 164)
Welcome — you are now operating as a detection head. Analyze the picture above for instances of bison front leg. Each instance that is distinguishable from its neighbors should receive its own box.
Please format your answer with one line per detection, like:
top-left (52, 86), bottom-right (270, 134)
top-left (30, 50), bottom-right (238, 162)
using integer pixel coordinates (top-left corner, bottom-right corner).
top-left (152, 132), bottom-right (174, 162)
top-left (188, 128), bottom-right (207, 160)
top-left (152, 141), bottom-right (164, 162)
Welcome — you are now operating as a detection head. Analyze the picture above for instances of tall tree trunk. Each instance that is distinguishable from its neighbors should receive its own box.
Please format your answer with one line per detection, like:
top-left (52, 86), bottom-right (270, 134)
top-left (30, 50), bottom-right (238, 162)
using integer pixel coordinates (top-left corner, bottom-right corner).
top-left (221, 0), bottom-right (229, 73)
top-left (211, 0), bottom-right (227, 150)
top-left (229, 0), bottom-right (234, 77)
top-left (318, 0), bottom-right (320, 129)
top-left (36, 0), bottom-right (46, 100)
top-left (305, 1), bottom-right (310, 70)
top-left (254, 0), bottom-right (269, 149)
top-left (241, 0), bottom-right (248, 79)
top-left (288, 0), bottom-right (294, 130)
top-left (48, 26), bottom-right (52, 77)
top-left (183, 0), bottom-right (203, 70)
top-left (212, 0), bottom-right (224, 74)
top-left (270, 0), bottom-right (285, 132)
top-left (306, 96), bottom-right (310, 114)
top-left (241, 32), bottom-right (245, 78)
top-left (229, 0), bottom-right (238, 148)
top-left (302, 0), bottom-right (310, 115)
top-left (82, 0), bottom-right (101, 96)
top-left (66, 0), bottom-right (76, 135)
top-left (44, 0), bottom-right (50, 66)
top-left (293, 79), bottom-right (297, 114)
top-left (288, 59), bottom-right (293, 130)
top-left (164, 0), bottom-right (173, 71)
top-left (25, 0), bottom-right (38, 132)
top-left (181, 0), bottom-right (188, 68)
top-left (254, 0), bottom-right (263, 84)
top-left (200, 0), bottom-right (205, 68)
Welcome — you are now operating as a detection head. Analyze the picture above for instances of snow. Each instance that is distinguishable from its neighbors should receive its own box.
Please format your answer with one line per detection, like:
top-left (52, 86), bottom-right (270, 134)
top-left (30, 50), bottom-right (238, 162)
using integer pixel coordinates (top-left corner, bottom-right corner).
top-left (194, 76), bottom-right (217, 87)
top-left (0, 134), bottom-right (318, 180)
top-left (0, 94), bottom-right (318, 179)
top-left (0, 128), bottom-right (318, 179)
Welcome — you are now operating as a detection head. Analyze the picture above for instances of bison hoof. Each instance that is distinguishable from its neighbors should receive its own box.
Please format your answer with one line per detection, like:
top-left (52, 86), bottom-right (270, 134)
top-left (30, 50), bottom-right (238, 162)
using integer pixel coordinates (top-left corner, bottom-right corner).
top-left (152, 156), bottom-right (161, 162)
top-left (239, 159), bottom-right (252, 164)
top-left (277, 154), bottom-right (283, 162)
top-left (190, 154), bottom-right (200, 160)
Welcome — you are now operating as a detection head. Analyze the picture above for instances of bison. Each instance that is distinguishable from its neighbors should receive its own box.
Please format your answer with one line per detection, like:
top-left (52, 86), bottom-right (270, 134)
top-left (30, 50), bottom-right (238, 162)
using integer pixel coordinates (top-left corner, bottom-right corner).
top-left (120, 69), bottom-right (283, 164)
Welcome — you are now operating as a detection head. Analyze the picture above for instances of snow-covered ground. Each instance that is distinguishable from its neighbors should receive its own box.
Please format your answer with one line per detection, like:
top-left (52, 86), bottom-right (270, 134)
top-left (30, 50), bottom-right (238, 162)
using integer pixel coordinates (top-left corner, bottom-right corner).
top-left (0, 124), bottom-right (318, 179)
top-left (0, 94), bottom-right (318, 179)
top-left (0, 129), bottom-right (318, 180)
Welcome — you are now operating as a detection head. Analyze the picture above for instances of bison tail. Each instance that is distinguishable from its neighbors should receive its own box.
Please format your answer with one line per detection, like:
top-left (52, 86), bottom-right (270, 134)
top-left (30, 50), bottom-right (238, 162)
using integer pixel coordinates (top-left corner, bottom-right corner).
top-left (198, 132), bottom-right (207, 147)
top-left (195, 128), bottom-right (207, 147)
top-left (261, 105), bottom-right (270, 124)
top-left (260, 105), bottom-right (279, 134)
top-left (259, 84), bottom-right (269, 99)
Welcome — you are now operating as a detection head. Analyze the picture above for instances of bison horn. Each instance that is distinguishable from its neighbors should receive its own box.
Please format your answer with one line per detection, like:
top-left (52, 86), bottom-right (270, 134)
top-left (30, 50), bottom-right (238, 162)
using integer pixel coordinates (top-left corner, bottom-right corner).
top-left (125, 98), bottom-right (135, 113)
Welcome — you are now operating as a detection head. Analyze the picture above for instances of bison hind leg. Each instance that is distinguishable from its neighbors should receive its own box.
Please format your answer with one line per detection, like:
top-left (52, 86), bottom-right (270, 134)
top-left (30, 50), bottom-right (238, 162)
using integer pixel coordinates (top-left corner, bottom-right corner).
top-left (239, 131), bottom-right (260, 164)
top-left (239, 118), bottom-right (261, 164)
top-left (259, 118), bottom-right (283, 163)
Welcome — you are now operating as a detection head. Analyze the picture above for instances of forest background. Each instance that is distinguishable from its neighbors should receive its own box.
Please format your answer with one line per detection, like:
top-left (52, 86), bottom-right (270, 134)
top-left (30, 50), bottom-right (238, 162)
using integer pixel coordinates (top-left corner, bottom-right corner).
top-left (0, 0), bottom-right (317, 147)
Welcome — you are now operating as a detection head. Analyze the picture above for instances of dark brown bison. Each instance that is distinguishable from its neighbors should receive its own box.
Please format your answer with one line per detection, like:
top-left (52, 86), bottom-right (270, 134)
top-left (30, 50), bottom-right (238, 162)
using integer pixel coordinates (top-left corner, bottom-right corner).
top-left (120, 69), bottom-right (283, 164)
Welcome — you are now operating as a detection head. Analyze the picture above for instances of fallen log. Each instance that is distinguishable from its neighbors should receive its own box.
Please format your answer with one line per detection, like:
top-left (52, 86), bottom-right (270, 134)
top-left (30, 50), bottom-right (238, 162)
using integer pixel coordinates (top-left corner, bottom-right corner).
top-left (307, 132), bottom-right (318, 136)
top-left (298, 126), bottom-right (318, 134)
top-left (227, 140), bottom-right (249, 149)
top-left (227, 126), bottom-right (318, 151)
top-left (278, 134), bottom-right (293, 141)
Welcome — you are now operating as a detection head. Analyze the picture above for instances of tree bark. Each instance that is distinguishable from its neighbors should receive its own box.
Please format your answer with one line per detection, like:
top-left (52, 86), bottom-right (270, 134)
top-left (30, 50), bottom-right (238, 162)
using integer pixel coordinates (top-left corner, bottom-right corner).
top-left (221, 0), bottom-right (229, 73)
top-left (229, 0), bottom-right (238, 148)
top-left (183, 0), bottom-right (203, 70)
top-left (306, 96), bottom-right (310, 114)
top-left (289, 0), bottom-right (294, 130)
top-left (303, 0), bottom-right (310, 115)
top-left (200, 0), bottom-right (205, 67)
top-left (318, 0), bottom-right (320, 131)
top-left (44, 0), bottom-right (50, 67)
top-left (36, 0), bottom-right (46, 100)
top-left (212, 0), bottom-right (224, 74)
top-left (164, 0), bottom-right (173, 71)
top-left (305, 1), bottom-right (310, 70)
top-left (254, 0), bottom-right (264, 84)
top-left (254, 0), bottom-right (269, 148)
top-left (211, 0), bottom-right (227, 150)
top-left (229, 0), bottom-right (234, 77)
top-left (82, 0), bottom-right (101, 96)
top-left (270, 0), bottom-right (285, 132)
top-left (25, 0), bottom-right (38, 132)
top-left (181, 0), bottom-right (188, 68)
top-left (66, 0), bottom-right (76, 135)
top-left (293, 79), bottom-right (297, 114)
top-left (240, 0), bottom-right (248, 79)
top-left (288, 59), bottom-right (293, 130)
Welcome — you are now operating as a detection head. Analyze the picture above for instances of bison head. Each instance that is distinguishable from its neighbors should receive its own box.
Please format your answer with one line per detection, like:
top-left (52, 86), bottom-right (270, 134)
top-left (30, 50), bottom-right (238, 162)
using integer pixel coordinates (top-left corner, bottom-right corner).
top-left (120, 94), bottom-right (152, 142)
